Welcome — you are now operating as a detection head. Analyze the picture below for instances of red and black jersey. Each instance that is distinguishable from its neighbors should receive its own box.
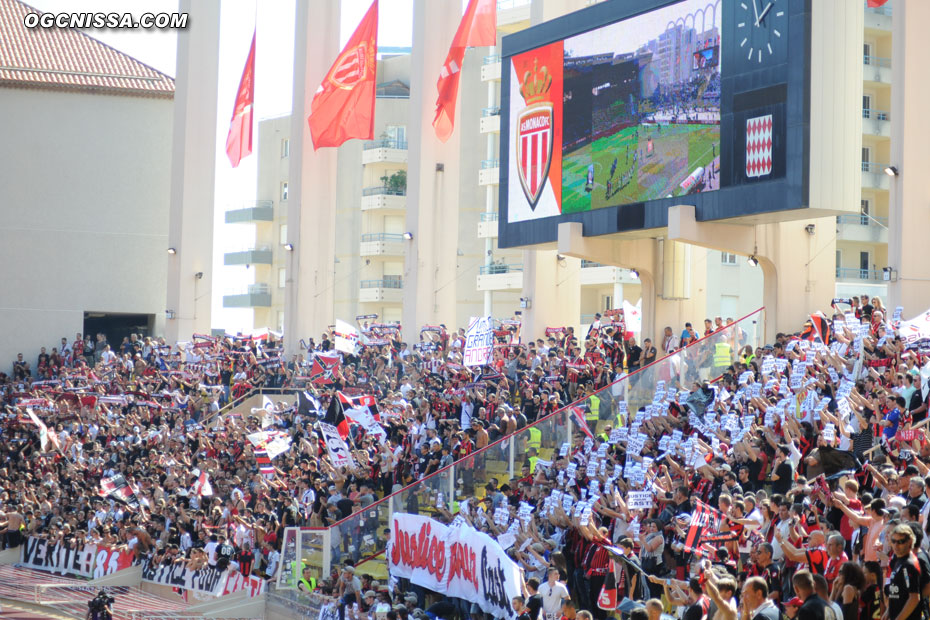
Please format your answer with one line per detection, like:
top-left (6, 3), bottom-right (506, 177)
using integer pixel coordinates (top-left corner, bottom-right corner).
top-left (805, 546), bottom-right (828, 575)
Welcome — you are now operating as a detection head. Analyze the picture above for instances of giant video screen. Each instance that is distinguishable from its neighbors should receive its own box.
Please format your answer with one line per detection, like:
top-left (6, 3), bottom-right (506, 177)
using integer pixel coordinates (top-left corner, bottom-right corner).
top-left (507, 0), bottom-right (721, 223)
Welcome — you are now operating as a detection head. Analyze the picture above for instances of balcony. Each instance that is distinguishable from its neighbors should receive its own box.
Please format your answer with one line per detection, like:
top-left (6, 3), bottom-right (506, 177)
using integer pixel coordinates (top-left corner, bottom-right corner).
top-left (479, 159), bottom-right (500, 186)
top-left (481, 54), bottom-right (501, 82)
top-left (223, 284), bottom-right (272, 308)
top-left (476, 262), bottom-right (523, 291)
top-left (225, 200), bottom-right (273, 224)
top-left (862, 109), bottom-right (890, 138)
top-left (836, 214), bottom-right (888, 245)
top-left (224, 247), bottom-right (273, 266)
top-left (480, 107), bottom-right (501, 134)
top-left (477, 212), bottom-right (499, 238)
top-left (359, 278), bottom-right (403, 303)
top-left (579, 262), bottom-right (641, 287)
top-left (497, 0), bottom-right (531, 33)
top-left (361, 186), bottom-right (406, 213)
top-left (863, 56), bottom-right (892, 85)
top-left (360, 232), bottom-right (405, 258)
top-left (836, 267), bottom-right (884, 283)
top-left (861, 162), bottom-right (892, 191)
top-left (361, 139), bottom-right (408, 165)
top-left (864, 0), bottom-right (891, 31)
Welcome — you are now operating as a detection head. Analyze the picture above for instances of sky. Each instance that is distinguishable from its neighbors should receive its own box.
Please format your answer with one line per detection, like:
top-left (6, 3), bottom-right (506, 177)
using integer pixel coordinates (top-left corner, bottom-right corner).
top-left (27, 0), bottom-right (414, 333)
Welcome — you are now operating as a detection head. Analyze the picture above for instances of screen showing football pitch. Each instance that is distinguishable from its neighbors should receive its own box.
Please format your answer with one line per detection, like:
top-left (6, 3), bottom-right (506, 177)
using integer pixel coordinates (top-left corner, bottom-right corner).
top-left (506, 0), bottom-right (721, 223)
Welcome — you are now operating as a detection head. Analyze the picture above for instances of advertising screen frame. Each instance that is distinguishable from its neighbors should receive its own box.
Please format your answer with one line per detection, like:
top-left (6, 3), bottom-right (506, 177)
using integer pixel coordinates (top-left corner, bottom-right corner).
top-left (498, 0), bottom-right (811, 249)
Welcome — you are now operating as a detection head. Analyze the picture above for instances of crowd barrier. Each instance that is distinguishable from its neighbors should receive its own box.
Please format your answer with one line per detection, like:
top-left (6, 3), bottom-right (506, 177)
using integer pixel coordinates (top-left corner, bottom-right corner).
top-left (275, 308), bottom-right (765, 592)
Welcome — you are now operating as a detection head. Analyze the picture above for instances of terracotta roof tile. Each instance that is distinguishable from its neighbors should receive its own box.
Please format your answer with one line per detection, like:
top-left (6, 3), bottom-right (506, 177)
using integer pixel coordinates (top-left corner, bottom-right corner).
top-left (0, 0), bottom-right (174, 98)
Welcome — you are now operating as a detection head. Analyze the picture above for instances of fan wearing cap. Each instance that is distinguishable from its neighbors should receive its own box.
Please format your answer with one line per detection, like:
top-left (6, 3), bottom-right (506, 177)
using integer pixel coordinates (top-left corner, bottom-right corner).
top-left (783, 597), bottom-right (804, 620)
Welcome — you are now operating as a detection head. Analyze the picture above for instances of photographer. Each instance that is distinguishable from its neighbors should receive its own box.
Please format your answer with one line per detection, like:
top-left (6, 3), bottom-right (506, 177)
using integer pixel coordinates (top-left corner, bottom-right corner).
top-left (86, 591), bottom-right (114, 620)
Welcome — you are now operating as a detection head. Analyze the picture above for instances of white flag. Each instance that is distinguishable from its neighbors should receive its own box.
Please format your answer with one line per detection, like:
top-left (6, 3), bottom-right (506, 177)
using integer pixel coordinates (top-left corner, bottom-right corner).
top-left (334, 319), bottom-right (359, 354)
top-left (623, 299), bottom-right (642, 333)
top-left (192, 470), bottom-right (213, 497)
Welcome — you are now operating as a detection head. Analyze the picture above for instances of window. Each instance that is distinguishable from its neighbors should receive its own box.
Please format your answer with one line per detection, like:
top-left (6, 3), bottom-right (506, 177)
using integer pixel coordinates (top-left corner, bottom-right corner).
top-left (861, 147), bottom-right (871, 172)
top-left (281, 139), bottom-right (289, 158)
top-left (721, 252), bottom-right (738, 265)
top-left (277, 311), bottom-right (284, 332)
top-left (601, 295), bottom-right (612, 311)
top-left (860, 199), bottom-right (870, 225)
top-left (860, 251), bottom-right (871, 279)
top-left (862, 95), bottom-right (871, 118)
top-left (279, 224), bottom-right (288, 245)
top-left (278, 268), bottom-right (286, 288)
top-left (863, 43), bottom-right (872, 64)
top-left (385, 125), bottom-right (406, 147)
top-left (281, 182), bottom-right (288, 201)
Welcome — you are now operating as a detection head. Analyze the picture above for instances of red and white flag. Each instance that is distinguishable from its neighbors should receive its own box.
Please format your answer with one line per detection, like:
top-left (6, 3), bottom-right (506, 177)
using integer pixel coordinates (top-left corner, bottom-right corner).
top-left (867, 0), bottom-right (889, 7)
top-left (26, 407), bottom-right (59, 452)
top-left (433, 0), bottom-right (496, 141)
top-left (225, 30), bottom-right (256, 168)
top-left (192, 470), bottom-right (213, 497)
top-left (569, 405), bottom-right (594, 439)
top-left (308, 0), bottom-right (378, 149)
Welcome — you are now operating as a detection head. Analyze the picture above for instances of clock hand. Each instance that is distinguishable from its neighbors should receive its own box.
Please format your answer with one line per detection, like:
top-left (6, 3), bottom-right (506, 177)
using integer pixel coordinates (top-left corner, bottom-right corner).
top-left (756, 1), bottom-right (774, 26)
top-left (752, 0), bottom-right (761, 24)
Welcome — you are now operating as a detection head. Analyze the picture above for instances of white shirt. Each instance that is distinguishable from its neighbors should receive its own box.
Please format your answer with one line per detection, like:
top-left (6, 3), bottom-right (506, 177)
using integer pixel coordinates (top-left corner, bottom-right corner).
top-left (204, 541), bottom-right (218, 566)
top-left (538, 581), bottom-right (569, 618)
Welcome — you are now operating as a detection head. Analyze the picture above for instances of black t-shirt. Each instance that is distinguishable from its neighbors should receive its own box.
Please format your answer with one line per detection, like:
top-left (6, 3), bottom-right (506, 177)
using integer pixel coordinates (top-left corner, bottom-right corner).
top-left (797, 594), bottom-right (837, 620)
top-left (772, 461), bottom-right (793, 495)
top-left (336, 498), bottom-right (354, 519)
top-left (885, 554), bottom-right (921, 620)
top-left (526, 593), bottom-right (543, 620)
top-left (627, 345), bottom-right (643, 369)
top-left (682, 599), bottom-right (707, 620)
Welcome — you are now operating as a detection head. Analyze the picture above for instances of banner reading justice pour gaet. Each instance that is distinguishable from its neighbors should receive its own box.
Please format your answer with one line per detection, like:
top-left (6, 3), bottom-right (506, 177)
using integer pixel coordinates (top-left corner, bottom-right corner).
top-left (387, 513), bottom-right (522, 618)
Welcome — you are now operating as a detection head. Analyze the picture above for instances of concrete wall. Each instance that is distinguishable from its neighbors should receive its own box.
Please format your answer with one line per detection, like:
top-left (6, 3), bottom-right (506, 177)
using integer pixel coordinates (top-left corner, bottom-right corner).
top-left (0, 88), bottom-right (172, 373)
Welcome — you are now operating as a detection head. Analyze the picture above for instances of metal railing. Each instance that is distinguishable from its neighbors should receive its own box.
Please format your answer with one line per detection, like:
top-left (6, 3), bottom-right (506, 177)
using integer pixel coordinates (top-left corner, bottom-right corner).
top-left (481, 106), bottom-right (501, 117)
top-left (861, 161), bottom-right (891, 174)
top-left (580, 313), bottom-right (597, 323)
top-left (863, 55), bottom-right (891, 68)
top-left (836, 267), bottom-right (884, 281)
top-left (362, 185), bottom-right (406, 197)
top-left (360, 232), bottom-right (405, 243)
top-left (481, 158), bottom-right (500, 169)
top-left (362, 138), bottom-right (408, 150)
top-left (479, 262), bottom-right (523, 275)
top-left (226, 246), bottom-right (272, 254)
top-left (360, 278), bottom-right (403, 289)
top-left (581, 260), bottom-right (604, 268)
top-left (225, 200), bottom-right (273, 211)
top-left (837, 214), bottom-right (888, 227)
top-left (480, 212), bottom-right (499, 222)
top-left (483, 54), bottom-right (501, 65)
top-left (278, 309), bottom-right (765, 585)
top-left (862, 108), bottom-right (889, 121)
top-left (247, 283), bottom-right (270, 294)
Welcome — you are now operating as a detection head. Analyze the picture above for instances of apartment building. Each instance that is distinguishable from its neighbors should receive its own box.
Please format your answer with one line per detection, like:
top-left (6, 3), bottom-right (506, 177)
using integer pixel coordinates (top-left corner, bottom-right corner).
top-left (835, 1), bottom-right (893, 300)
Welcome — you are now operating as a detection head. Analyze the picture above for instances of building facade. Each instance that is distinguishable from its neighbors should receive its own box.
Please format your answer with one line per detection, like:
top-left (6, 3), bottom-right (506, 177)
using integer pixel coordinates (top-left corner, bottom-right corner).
top-left (0, 0), bottom-right (174, 372)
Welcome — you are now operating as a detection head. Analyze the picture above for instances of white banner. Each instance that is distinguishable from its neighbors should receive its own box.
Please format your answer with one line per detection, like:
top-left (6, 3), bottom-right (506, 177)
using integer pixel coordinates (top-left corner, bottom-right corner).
top-left (623, 300), bottom-right (642, 333)
top-left (898, 307), bottom-right (930, 345)
top-left (343, 405), bottom-right (387, 444)
top-left (463, 316), bottom-right (494, 367)
top-left (319, 422), bottom-right (354, 469)
top-left (334, 319), bottom-right (359, 354)
top-left (388, 513), bottom-right (522, 618)
top-left (20, 537), bottom-right (132, 579)
top-left (246, 430), bottom-right (292, 460)
top-left (141, 559), bottom-right (228, 597)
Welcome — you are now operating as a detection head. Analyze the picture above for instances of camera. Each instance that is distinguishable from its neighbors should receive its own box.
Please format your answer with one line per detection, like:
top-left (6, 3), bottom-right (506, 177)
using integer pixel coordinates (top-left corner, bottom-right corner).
top-left (87, 590), bottom-right (114, 620)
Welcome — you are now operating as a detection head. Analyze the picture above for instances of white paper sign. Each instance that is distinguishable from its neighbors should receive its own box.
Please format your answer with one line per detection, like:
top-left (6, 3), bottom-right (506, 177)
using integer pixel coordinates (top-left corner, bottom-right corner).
top-left (627, 491), bottom-right (653, 510)
top-left (463, 316), bottom-right (494, 367)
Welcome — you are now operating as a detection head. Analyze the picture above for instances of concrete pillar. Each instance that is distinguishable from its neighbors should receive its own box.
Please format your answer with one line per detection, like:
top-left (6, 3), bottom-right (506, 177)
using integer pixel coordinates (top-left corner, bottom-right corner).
top-left (668, 206), bottom-right (835, 342)
top-left (520, 249), bottom-right (582, 341)
top-left (888, 1), bottom-right (930, 314)
top-left (401, 0), bottom-right (463, 344)
top-left (165, 0), bottom-right (220, 342)
top-left (284, 0), bottom-right (341, 355)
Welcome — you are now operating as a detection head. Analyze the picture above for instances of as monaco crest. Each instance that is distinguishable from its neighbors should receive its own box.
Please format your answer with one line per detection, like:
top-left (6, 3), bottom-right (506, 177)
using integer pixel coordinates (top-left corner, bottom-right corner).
top-left (745, 114), bottom-right (773, 178)
top-left (516, 104), bottom-right (554, 209)
top-left (516, 59), bottom-right (554, 210)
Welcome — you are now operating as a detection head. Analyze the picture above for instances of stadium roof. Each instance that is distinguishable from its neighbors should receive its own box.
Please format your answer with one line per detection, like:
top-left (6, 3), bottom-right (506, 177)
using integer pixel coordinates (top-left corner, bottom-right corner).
top-left (0, 0), bottom-right (175, 98)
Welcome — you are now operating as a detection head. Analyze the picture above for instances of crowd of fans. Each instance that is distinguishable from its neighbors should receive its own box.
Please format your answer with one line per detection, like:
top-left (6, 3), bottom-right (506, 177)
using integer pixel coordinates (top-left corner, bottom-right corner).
top-left (2, 294), bottom-right (929, 620)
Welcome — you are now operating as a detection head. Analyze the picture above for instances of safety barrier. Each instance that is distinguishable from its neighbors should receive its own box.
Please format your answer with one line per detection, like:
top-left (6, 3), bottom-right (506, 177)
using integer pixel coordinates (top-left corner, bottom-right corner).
top-left (275, 308), bottom-right (765, 591)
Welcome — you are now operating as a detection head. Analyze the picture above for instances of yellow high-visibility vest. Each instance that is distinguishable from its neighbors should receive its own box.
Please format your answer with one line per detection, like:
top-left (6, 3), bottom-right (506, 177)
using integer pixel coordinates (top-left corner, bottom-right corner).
top-left (586, 394), bottom-right (600, 421)
top-left (714, 342), bottom-right (732, 367)
top-left (527, 426), bottom-right (542, 451)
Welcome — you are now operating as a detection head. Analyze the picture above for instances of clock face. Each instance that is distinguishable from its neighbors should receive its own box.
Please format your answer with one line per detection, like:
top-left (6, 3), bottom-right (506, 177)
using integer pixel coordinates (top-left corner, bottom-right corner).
top-left (735, 0), bottom-right (788, 68)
